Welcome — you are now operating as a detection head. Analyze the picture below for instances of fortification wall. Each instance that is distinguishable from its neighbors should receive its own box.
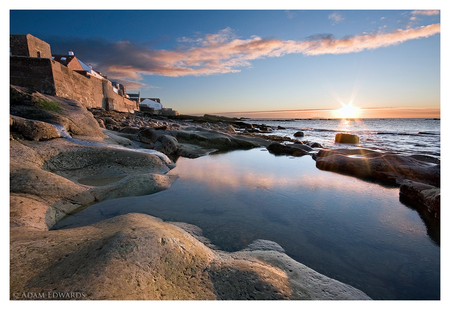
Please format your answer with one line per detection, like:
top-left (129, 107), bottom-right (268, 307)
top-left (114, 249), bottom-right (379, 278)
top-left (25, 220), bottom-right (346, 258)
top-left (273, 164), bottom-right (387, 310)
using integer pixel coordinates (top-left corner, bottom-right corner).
top-left (10, 50), bottom-right (139, 112)
top-left (102, 80), bottom-right (138, 113)
top-left (10, 34), bottom-right (52, 58)
top-left (51, 60), bottom-right (104, 109)
top-left (10, 56), bottom-right (56, 95)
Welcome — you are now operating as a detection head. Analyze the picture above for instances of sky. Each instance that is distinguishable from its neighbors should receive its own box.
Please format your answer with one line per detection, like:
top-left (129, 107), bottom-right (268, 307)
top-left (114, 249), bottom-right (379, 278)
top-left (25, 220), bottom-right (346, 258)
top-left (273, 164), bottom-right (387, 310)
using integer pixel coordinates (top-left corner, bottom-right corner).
top-left (9, 4), bottom-right (442, 118)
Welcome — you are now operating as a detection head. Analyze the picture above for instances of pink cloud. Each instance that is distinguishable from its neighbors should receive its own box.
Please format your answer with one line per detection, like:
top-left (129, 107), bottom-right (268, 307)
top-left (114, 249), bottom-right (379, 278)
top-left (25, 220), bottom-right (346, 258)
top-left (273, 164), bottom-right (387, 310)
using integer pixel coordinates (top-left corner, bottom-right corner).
top-left (95, 23), bottom-right (440, 81)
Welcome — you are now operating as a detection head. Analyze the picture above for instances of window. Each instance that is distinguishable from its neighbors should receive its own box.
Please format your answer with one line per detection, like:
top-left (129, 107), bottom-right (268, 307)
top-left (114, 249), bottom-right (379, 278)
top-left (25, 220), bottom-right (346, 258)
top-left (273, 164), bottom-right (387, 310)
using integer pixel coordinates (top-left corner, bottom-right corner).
top-left (37, 51), bottom-right (41, 58)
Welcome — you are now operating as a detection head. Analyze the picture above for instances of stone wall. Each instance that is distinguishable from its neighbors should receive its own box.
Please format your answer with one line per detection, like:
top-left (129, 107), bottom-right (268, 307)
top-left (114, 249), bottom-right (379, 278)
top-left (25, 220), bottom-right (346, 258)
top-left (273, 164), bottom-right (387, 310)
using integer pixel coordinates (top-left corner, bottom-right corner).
top-left (10, 56), bottom-right (139, 112)
top-left (51, 60), bottom-right (104, 109)
top-left (10, 56), bottom-right (56, 95)
top-left (10, 34), bottom-right (52, 59)
top-left (102, 80), bottom-right (139, 113)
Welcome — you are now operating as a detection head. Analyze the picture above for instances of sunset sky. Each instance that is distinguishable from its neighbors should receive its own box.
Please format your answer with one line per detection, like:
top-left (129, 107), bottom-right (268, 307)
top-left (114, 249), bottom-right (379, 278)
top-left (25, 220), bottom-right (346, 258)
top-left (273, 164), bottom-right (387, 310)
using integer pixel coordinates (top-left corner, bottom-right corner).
top-left (9, 5), bottom-right (441, 118)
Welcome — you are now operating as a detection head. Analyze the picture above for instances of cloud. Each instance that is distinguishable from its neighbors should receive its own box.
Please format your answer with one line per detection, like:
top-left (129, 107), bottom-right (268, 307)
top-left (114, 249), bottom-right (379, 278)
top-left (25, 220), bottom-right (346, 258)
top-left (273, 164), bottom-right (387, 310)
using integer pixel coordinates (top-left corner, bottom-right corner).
top-left (285, 10), bottom-right (297, 19)
top-left (411, 10), bottom-right (440, 16)
top-left (328, 12), bottom-right (344, 24)
top-left (48, 24), bottom-right (440, 86)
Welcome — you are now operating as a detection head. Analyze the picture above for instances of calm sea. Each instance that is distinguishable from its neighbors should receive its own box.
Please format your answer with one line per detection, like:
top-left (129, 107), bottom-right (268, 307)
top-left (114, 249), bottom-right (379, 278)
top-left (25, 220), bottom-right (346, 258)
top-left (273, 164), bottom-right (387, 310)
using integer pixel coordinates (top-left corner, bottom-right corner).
top-left (53, 117), bottom-right (441, 300)
top-left (246, 118), bottom-right (440, 158)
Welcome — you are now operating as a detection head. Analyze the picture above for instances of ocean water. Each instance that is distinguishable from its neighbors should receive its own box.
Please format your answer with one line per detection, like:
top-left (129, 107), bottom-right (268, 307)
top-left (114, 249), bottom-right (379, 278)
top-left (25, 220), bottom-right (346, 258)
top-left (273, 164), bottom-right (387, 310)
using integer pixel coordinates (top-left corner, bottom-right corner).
top-left (52, 117), bottom-right (440, 300)
top-left (54, 148), bottom-right (440, 300)
top-left (246, 118), bottom-right (440, 158)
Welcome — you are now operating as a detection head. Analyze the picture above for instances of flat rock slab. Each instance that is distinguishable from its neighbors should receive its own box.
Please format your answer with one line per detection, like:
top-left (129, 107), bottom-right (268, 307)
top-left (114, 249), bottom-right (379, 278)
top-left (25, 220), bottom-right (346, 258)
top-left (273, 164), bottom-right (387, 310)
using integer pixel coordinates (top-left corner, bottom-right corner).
top-left (10, 213), bottom-right (371, 300)
top-left (314, 149), bottom-right (440, 187)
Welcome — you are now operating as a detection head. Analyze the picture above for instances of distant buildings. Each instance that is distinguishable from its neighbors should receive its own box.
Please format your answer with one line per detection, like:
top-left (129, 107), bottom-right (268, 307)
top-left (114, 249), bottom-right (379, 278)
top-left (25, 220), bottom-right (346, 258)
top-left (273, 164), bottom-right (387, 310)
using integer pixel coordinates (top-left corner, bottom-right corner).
top-left (10, 33), bottom-right (178, 116)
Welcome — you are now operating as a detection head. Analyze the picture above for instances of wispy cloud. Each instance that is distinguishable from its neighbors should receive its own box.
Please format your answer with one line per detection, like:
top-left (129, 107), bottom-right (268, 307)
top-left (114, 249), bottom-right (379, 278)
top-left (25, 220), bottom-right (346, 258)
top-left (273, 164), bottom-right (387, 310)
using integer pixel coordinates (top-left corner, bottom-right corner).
top-left (411, 10), bottom-right (440, 16)
top-left (285, 10), bottom-right (297, 19)
top-left (328, 12), bottom-right (344, 24)
top-left (53, 24), bottom-right (440, 85)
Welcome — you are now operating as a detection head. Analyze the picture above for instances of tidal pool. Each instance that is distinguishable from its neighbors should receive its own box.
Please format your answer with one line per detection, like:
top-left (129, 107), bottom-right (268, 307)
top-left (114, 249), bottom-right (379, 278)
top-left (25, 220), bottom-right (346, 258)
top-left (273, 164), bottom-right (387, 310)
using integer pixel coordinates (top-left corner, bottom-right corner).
top-left (53, 148), bottom-right (440, 300)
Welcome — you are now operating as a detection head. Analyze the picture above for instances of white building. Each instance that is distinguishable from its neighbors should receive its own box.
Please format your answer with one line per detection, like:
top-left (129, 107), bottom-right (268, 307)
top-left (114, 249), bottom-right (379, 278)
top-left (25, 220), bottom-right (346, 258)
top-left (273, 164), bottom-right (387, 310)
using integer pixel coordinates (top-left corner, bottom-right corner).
top-left (140, 98), bottom-right (162, 110)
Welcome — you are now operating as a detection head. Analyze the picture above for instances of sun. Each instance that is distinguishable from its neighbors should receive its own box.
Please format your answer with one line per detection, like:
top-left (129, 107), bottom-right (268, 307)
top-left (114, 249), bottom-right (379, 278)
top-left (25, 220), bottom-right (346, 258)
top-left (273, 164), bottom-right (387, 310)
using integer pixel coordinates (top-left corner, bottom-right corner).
top-left (337, 101), bottom-right (360, 119)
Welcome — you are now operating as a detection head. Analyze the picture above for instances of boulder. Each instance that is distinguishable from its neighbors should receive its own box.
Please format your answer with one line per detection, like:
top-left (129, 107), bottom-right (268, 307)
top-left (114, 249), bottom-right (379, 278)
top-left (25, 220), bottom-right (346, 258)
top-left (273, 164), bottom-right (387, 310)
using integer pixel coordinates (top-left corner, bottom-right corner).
top-left (399, 180), bottom-right (440, 218)
top-left (294, 131), bottom-right (305, 137)
top-left (267, 142), bottom-right (310, 156)
top-left (10, 115), bottom-right (60, 141)
top-left (314, 149), bottom-right (440, 186)
top-left (10, 85), bottom-right (106, 139)
top-left (309, 142), bottom-right (323, 148)
top-left (335, 133), bottom-right (359, 144)
top-left (171, 128), bottom-right (269, 151)
top-left (155, 135), bottom-right (179, 155)
top-left (10, 138), bottom-right (176, 229)
top-left (10, 213), bottom-right (371, 300)
top-left (119, 126), bottom-right (141, 134)
top-left (138, 127), bottom-right (158, 144)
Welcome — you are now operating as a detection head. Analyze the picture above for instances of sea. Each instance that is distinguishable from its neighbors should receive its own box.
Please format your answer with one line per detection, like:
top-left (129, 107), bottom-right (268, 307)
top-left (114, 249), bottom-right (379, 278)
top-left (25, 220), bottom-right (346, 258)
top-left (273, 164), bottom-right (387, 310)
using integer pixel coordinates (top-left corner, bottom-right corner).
top-left (53, 117), bottom-right (441, 300)
top-left (245, 118), bottom-right (441, 159)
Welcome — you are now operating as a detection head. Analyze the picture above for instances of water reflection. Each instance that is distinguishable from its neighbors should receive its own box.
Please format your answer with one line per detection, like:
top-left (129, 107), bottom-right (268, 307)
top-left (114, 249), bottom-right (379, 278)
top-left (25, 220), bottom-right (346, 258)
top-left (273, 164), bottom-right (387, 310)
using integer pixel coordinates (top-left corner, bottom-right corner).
top-left (53, 148), bottom-right (439, 300)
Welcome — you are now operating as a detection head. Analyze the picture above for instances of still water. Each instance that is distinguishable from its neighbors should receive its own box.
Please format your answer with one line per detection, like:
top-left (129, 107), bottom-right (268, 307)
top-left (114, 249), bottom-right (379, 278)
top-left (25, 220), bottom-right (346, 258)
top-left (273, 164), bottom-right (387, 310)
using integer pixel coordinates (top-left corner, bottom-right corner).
top-left (53, 148), bottom-right (440, 300)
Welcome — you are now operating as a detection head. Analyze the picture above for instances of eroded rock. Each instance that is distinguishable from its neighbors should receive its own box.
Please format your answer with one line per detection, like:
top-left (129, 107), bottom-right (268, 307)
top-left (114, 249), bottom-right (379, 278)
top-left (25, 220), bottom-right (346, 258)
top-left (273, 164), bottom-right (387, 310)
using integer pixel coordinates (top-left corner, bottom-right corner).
top-left (314, 149), bottom-right (440, 186)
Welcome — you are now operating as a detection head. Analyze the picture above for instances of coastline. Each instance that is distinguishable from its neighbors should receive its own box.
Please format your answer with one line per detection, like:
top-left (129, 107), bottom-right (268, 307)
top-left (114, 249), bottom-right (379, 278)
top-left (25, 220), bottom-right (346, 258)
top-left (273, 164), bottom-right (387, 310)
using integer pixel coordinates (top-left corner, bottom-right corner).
top-left (9, 87), bottom-right (440, 300)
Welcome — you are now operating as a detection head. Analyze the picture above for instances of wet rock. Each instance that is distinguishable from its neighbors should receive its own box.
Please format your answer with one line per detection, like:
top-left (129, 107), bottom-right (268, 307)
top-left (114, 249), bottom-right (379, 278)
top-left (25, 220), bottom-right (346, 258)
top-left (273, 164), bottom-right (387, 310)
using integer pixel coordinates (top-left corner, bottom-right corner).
top-left (243, 239), bottom-right (285, 253)
top-left (335, 133), bottom-right (359, 144)
top-left (177, 144), bottom-right (217, 158)
top-left (314, 149), bottom-right (440, 186)
top-left (172, 127), bottom-right (269, 151)
top-left (294, 131), bottom-right (305, 137)
top-left (309, 142), bottom-right (323, 148)
top-left (267, 142), bottom-right (310, 156)
top-left (399, 180), bottom-right (440, 218)
top-left (10, 115), bottom-right (60, 141)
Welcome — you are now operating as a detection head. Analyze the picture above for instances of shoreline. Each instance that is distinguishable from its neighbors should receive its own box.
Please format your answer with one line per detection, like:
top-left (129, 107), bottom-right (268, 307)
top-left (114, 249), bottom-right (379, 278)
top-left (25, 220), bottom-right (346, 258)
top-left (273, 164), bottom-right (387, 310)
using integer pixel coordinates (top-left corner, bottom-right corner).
top-left (9, 87), bottom-right (440, 300)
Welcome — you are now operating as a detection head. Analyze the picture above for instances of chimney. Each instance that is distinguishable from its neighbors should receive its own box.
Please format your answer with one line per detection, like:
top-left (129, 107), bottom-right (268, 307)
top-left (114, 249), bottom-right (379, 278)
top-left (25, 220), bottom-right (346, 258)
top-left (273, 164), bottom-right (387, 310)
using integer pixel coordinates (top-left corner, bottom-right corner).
top-left (68, 49), bottom-right (74, 56)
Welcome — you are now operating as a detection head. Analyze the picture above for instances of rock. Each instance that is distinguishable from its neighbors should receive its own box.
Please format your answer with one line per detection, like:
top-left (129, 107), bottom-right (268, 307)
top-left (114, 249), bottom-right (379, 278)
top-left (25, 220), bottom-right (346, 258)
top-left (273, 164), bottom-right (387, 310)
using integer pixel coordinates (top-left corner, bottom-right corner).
top-left (277, 126), bottom-right (286, 130)
top-left (243, 239), bottom-right (285, 253)
top-left (97, 119), bottom-right (105, 128)
top-left (267, 142), bottom-right (310, 156)
top-left (42, 145), bottom-right (172, 182)
top-left (155, 135), bottom-right (179, 155)
top-left (335, 133), bottom-right (359, 144)
top-left (224, 125), bottom-right (236, 133)
top-left (294, 131), bottom-right (305, 137)
top-left (119, 126), bottom-right (141, 134)
top-left (399, 180), bottom-right (440, 218)
top-left (172, 127), bottom-right (269, 151)
top-left (10, 138), bottom-right (176, 229)
top-left (10, 213), bottom-right (371, 300)
top-left (103, 117), bottom-right (119, 126)
top-left (138, 127), bottom-right (158, 144)
top-left (309, 142), bottom-right (323, 148)
top-left (177, 144), bottom-right (217, 158)
top-left (10, 115), bottom-right (60, 141)
top-left (10, 85), bottom-right (106, 139)
top-left (314, 149), bottom-right (440, 186)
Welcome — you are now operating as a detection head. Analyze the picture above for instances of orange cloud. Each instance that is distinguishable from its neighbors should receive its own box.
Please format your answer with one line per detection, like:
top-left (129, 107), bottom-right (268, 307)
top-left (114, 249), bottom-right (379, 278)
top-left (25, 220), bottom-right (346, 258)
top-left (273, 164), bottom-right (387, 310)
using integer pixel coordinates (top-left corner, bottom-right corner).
top-left (80, 23), bottom-right (440, 81)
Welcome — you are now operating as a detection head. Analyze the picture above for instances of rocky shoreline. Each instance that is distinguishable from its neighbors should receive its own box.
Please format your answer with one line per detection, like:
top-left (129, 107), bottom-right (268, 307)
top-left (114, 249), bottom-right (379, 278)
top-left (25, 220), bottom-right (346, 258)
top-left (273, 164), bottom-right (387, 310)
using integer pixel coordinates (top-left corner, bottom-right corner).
top-left (10, 85), bottom-right (439, 300)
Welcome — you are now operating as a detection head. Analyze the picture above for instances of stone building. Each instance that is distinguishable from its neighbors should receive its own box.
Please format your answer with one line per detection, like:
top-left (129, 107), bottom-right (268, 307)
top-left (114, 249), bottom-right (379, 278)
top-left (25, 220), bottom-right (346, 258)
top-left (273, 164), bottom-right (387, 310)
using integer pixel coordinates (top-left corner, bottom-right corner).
top-left (10, 34), bottom-right (138, 113)
top-left (10, 34), bottom-right (52, 59)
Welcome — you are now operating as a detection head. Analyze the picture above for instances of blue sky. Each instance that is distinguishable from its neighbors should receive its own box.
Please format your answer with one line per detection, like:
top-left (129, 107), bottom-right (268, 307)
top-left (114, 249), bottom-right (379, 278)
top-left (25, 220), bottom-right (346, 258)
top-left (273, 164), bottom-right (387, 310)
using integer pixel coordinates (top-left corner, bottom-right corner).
top-left (9, 7), bottom-right (441, 118)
